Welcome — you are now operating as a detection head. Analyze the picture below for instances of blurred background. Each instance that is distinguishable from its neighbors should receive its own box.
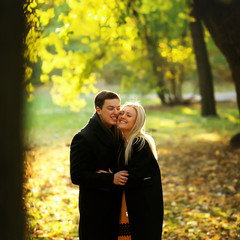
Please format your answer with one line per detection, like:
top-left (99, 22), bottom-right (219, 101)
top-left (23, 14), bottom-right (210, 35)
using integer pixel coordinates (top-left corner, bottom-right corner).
top-left (21, 0), bottom-right (240, 239)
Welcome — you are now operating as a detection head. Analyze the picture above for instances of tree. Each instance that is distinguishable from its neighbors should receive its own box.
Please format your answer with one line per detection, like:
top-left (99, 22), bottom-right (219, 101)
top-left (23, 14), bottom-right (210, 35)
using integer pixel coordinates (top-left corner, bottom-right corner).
top-left (0, 0), bottom-right (25, 239)
top-left (189, 0), bottom-right (217, 116)
top-left (125, 0), bottom-right (193, 105)
top-left (194, 0), bottom-right (240, 115)
top-left (25, 0), bottom-right (196, 110)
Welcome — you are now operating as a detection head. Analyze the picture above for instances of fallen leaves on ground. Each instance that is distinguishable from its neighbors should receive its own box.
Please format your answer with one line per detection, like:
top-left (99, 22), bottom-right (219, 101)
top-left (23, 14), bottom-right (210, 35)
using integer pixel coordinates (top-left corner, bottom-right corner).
top-left (24, 138), bottom-right (240, 239)
top-left (158, 137), bottom-right (240, 239)
top-left (24, 143), bottom-right (79, 239)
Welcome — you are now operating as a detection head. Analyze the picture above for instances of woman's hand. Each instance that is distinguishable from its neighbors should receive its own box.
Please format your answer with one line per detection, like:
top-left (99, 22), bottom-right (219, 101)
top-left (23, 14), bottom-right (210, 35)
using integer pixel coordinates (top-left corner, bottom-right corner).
top-left (113, 170), bottom-right (129, 185)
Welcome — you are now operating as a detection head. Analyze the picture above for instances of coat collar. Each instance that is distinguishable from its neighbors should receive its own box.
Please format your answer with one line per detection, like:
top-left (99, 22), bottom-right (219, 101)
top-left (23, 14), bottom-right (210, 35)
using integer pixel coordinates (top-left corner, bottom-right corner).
top-left (89, 112), bottom-right (114, 140)
top-left (88, 112), bottom-right (123, 148)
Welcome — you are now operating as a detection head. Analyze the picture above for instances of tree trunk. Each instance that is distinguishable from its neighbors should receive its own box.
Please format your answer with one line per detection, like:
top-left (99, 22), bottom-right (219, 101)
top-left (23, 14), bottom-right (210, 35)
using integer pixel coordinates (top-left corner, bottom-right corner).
top-left (141, 24), bottom-right (167, 105)
top-left (195, 0), bottom-right (240, 115)
top-left (189, 0), bottom-right (217, 116)
top-left (0, 0), bottom-right (25, 239)
top-left (228, 58), bottom-right (240, 115)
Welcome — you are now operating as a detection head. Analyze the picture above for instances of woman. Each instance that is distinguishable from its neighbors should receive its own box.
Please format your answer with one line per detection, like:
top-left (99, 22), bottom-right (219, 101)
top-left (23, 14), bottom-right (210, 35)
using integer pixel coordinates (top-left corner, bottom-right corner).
top-left (117, 102), bottom-right (164, 240)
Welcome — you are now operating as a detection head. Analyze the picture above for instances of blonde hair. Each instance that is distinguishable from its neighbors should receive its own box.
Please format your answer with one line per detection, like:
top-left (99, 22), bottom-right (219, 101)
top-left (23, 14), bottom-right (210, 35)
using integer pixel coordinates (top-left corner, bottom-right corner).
top-left (121, 102), bottom-right (158, 164)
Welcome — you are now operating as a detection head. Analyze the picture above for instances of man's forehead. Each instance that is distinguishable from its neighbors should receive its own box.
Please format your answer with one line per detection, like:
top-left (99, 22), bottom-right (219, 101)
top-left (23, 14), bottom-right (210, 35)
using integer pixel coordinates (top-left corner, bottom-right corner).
top-left (104, 99), bottom-right (120, 107)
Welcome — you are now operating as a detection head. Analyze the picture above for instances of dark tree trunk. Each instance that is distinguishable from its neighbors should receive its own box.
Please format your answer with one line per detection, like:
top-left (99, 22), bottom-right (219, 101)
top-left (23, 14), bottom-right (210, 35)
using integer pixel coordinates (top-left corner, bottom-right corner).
top-left (190, 0), bottom-right (217, 116)
top-left (195, 0), bottom-right (240, 115)
top-left (0, 0), bottom-right (25, 239)
top-left (146, 41), bottom-right (167, 105)
top-left (140, 19), bottom-right (167, 105)
top-left (228, 58), bottom-right (240, 114)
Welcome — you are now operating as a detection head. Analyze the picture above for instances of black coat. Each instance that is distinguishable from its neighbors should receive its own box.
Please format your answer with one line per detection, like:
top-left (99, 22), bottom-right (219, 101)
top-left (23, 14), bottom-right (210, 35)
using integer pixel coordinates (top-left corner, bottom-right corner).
top-left (70, 113), bottom-right (120, 240)
top-left (118, 138), bottom-right (164, 240)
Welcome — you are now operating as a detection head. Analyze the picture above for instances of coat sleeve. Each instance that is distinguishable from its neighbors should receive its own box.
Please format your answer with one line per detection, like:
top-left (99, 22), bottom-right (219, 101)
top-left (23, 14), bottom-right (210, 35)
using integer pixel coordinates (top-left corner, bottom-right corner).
top-left (125, 139), bottom-right (156, 189)
top-left (70, 133), bottom-right (114, 189)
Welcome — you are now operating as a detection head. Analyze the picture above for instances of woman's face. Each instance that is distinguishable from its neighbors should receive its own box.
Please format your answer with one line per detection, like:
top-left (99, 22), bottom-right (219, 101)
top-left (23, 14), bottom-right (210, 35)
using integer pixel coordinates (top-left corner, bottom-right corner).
top-left (118, 106), bottom-right (137, 137)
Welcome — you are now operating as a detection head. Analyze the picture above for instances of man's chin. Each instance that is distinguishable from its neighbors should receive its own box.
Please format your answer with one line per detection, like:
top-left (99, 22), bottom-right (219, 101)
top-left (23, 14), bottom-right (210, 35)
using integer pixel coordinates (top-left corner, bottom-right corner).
top-left (111, 120), bottom-right (118, 126)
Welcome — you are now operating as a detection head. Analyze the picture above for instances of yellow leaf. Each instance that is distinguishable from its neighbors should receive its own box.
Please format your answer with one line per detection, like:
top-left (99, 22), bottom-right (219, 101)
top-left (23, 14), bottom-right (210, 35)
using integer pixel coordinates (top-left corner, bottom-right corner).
top-left (215, 150), bottom-right (220, 156)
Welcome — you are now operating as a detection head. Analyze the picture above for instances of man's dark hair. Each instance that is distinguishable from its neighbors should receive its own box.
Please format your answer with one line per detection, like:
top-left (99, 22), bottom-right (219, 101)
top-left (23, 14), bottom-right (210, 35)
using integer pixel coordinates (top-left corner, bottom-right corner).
top-left (94, 90), bottom-right (120, 109)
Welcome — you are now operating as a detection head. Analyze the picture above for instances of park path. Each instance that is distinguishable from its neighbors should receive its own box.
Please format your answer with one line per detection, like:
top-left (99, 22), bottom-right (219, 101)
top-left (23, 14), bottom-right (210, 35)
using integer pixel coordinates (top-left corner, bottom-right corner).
top-left (129, 91), bottom-right (237, 102)
top-left (183, 91), bottom-right (236, 102)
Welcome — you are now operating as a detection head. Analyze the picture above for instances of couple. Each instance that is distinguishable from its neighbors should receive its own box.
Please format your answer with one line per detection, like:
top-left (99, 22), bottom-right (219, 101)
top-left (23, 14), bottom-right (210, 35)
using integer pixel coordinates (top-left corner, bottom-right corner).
top-left (70, 90), bottom-right (164, 240)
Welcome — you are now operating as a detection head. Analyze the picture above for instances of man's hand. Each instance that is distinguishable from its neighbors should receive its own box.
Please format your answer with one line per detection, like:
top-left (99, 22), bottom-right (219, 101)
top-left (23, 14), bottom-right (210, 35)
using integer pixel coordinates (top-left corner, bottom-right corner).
top-left (96, 169), bottom-right (114, 174)
top-left (113, 170), bottom-right (129, 185)
top-left (96, 170), bottom-right (109, 173)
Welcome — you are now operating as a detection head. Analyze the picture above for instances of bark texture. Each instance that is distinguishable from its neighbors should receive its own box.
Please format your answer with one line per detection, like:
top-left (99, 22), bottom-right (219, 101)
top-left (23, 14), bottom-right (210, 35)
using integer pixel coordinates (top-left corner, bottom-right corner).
top-left (190, 0), bottom-right (217, 116)
top-left (0, 1), bottom-right (25, 239)
top-left (195, 0), bottom-right (240, 114)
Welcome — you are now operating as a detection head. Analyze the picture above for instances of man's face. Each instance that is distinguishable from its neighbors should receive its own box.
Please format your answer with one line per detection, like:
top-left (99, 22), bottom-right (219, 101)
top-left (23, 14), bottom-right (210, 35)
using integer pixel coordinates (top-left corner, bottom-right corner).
top-left (96, 99), bottom-right (121, 128)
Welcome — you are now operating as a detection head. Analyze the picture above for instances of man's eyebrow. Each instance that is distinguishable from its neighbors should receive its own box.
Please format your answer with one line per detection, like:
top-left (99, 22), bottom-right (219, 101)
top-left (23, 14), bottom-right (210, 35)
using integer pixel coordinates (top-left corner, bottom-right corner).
top-left (106, 105), bottom-right (120, 108)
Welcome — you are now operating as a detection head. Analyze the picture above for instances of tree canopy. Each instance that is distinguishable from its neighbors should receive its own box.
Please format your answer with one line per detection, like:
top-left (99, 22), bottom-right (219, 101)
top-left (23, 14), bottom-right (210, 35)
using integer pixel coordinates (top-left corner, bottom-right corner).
top-left (25, 0), bottom-right (237, 112)
top-left (25, 0), bottom-right (197, 111)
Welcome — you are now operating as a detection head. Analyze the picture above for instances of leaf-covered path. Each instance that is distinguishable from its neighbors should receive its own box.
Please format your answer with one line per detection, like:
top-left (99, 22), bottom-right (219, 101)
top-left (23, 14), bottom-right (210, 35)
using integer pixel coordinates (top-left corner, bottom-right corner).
top-left (24, 136), bottom-right (240, 239)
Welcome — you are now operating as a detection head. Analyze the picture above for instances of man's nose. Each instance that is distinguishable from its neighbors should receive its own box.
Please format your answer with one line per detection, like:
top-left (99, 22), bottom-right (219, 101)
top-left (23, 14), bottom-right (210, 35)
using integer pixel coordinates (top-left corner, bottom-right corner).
top-left (113, 109), bottom-right (118, 115)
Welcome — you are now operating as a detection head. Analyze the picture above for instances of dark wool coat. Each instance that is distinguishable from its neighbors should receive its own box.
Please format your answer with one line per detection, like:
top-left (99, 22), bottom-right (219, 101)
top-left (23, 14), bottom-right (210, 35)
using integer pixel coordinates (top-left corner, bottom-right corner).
top-left (70, 113), bottom-right (120, 240)
top-left (118, 138), bottom-right (164, 240)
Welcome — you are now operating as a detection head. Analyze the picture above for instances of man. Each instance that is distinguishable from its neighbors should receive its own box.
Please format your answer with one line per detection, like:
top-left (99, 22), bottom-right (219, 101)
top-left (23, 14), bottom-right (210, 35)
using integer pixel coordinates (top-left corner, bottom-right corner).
top-left (70, 90), bottom-right (128, 240)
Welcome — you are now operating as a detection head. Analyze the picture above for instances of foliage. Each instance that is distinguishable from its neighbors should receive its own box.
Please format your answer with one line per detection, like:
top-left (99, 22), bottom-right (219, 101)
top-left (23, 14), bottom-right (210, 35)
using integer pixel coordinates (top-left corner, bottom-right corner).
top-left (24, 86), bottom-right (240, 239)
top-left (121, 0), bottom-right (195, 104)
top-left (24, 0), bottom-right (199, 110)
top-left (24, 0), bottom-right (42, 101)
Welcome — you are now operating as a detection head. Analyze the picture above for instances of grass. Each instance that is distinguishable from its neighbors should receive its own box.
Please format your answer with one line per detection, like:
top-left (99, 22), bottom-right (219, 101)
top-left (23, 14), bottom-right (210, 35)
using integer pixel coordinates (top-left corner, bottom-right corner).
top-left (24, 84), bottom-right (163, 147)
top-left (24, 84), bottom-right (238, 147)
top-left (24, 84), bottom-right (240, 239)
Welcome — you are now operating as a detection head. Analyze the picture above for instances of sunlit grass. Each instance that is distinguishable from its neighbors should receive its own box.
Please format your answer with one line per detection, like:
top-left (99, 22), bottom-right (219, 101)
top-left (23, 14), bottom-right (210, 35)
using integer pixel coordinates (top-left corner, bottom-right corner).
top-left (24, 85), bottom-right (238, 148)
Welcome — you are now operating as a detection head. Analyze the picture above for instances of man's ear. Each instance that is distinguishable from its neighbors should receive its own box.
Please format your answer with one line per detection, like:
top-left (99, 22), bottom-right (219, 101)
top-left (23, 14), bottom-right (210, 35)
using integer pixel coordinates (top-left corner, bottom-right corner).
top-left (96, 106), bottom-right (101, 115)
